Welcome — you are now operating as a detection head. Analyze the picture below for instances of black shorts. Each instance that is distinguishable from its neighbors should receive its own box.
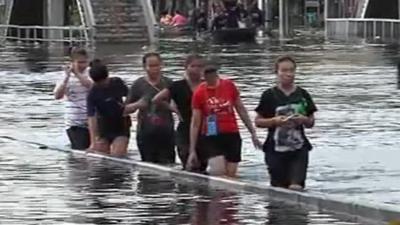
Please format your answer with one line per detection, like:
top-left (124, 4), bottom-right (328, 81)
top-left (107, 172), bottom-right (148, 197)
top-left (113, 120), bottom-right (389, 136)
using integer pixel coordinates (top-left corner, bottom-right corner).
top-left (137, 132), bottom-right (175, 164)
top-left (264, 149), bottom-right (309, 188)
top-left (99, 129), bottom-right (130, 143)
top-left (66, 126), bottom-right (90, 150)
top-left (176, 126), bottom-right (207, 172)
top-left (98, 117), bottom-right (131, 143)
top-left (201, 133), bottom-right (242, 163)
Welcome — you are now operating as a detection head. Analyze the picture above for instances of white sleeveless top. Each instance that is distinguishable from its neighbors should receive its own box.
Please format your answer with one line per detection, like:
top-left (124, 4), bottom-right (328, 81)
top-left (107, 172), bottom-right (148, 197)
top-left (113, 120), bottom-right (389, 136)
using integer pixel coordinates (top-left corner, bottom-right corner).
top-left (60, 68), bottom-right (90, 127)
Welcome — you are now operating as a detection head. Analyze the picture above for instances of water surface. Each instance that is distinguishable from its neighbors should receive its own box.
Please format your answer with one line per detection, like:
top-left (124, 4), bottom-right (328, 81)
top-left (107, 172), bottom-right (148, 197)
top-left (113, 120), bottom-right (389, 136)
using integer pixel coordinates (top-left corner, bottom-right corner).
top-left (0, 38), bottom-right (399, 207)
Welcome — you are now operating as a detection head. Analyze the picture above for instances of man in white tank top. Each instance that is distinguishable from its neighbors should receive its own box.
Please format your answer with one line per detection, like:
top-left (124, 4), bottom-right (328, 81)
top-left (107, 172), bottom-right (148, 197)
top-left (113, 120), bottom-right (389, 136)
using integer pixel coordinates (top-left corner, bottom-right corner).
top-left (53, 48), bottom-right (93, 149)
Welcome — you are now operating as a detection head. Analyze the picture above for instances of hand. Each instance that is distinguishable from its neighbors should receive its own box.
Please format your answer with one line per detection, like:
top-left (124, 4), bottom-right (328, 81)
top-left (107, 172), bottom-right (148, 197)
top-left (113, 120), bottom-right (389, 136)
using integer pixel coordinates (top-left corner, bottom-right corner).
top-left (273, 116), bottom-right (290, 127)
top-left (291, 115), bottom-right (309, 125)
top-left (173, 110), bottom-right (184, 122)
top-left (63, 64), bottom-right (72, 77)
top-left (186, 152), bottom-right (199, 171)
top-left (251, 133), bottom-right (263, 150)
top-left (167, 104), bottom-right (183, 121)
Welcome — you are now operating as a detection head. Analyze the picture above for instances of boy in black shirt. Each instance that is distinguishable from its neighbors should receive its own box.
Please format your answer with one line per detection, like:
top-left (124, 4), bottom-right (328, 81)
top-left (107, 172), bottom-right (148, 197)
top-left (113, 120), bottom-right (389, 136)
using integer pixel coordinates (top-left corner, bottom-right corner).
top-left (87, 60), bottom-right (130, 157)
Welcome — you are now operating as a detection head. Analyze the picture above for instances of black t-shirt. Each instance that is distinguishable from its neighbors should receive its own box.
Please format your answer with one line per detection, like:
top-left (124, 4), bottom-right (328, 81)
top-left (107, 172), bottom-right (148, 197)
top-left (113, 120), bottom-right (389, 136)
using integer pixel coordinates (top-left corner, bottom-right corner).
top-left (87, 77), bottom-right (129, 133)
top-left (255, 86), bottom-right (317, 153)
top-left (168, 79), bottom-right (193, 132)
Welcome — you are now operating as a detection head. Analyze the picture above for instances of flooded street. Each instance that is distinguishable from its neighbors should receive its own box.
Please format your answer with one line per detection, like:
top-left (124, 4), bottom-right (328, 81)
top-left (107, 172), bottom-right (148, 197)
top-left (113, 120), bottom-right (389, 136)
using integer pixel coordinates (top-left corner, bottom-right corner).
top-left (0, 38), bottom-right (399, 210)
top-left (0, 137), bottom-right (364, 224)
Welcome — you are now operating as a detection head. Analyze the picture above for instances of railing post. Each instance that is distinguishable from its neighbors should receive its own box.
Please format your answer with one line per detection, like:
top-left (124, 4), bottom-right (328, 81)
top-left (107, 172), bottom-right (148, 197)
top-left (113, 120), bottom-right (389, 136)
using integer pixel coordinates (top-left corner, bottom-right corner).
top-left (364, 20), bottom-right (367, 39)
top-left (140, 0), bottom-right (157, 44)
top-left (17, 27), bottom-right (21, 41)
top-left (69, 27), bottom-right (73, 44)
top-left (382, 21), bottom-right (385, 40)
top-left (79, 28), bottom-right (83, 43)
top-left (33, 27), bottom-right (37, 42)
top-left (373, 20), bottom-right (376, 39)
top-left (355, 21), bottom-right (358, 38)
top-left (391, 21), bottom-right (394, 40)
top-left (324, 0), bottom-right (328, 39)
top-left (25, 28), bottom-right (29, 41)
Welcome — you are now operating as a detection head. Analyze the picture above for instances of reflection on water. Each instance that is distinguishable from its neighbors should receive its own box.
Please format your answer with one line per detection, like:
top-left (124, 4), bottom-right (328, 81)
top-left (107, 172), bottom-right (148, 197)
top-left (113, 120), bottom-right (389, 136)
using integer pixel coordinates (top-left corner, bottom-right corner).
top-left (0, 138), bottom-right (363, 224)
top-left (0, 39), bottom-right (399, 207)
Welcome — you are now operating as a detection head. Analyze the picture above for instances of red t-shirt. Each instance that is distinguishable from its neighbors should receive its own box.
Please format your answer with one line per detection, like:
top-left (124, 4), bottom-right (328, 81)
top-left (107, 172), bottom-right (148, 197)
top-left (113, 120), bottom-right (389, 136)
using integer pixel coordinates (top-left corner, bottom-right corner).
top-left (192, 79), bottom-right (239, 135)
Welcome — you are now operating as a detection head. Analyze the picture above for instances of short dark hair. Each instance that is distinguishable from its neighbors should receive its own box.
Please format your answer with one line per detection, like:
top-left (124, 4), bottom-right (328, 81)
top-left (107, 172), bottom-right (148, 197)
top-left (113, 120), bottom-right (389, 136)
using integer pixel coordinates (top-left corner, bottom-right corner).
top-left (184, 54), bottom-right (203, 68)
top-left (70, 47), bottom-right (88, 60)
top-left (274, 55), bottom-right (297, 73)
top-left (142, 52), bottom-right (162, 65)
top-left (204, 65), bottom-right (218, 74)
top-left (89, 59), bottom-right (108, 82)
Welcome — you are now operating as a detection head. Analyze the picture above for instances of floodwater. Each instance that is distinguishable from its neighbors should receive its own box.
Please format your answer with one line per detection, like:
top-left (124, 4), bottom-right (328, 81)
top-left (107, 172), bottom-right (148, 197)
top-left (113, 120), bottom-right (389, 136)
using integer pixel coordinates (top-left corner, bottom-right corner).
top-left (0, 37), bottom-right (399, 211)
top-left (0, 137), bottom-right (364, 224)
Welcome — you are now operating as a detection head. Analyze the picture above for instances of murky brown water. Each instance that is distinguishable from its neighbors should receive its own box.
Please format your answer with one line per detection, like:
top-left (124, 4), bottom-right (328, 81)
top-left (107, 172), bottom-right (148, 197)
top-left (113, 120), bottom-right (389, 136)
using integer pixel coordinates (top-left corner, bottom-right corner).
top-left (0, 38), bottom-right (399, 211)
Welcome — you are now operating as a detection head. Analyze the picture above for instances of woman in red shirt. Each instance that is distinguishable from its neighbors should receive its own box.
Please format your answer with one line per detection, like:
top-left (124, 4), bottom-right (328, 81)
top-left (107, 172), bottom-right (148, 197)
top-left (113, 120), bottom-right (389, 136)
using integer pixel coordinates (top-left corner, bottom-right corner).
top-left (188, 65), bottom-right (261, 177)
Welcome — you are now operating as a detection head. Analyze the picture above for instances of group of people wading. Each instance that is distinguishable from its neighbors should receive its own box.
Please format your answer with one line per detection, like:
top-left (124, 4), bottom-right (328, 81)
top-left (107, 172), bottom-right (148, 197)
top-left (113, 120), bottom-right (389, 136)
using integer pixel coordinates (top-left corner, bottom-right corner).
top-left (54, 48), bottom-right (317, 191)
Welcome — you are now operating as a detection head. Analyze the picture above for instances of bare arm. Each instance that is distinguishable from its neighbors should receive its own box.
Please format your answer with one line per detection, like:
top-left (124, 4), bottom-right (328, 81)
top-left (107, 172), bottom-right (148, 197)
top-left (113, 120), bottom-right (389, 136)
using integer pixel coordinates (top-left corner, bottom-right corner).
top-left (297, 114), bottom-right (315, 128)
top-left (234, 97), bottom-right (256, 135)
top-left (189, 109), bottom-right (202, 155)
top-left (88, 116), bottom-right (98, 147)
top-left (152, 88), bottom-right (171, 105)
top-left (124, 98), bottom-right (148, 115)
top-left (152, 88), bottom-right (178, 112)
top-left (255, 114), bottom-right (277, 128)
top-left (53, 73), bottom-right (70, 100)
top-left (235, 97), bottom-right (262, 148)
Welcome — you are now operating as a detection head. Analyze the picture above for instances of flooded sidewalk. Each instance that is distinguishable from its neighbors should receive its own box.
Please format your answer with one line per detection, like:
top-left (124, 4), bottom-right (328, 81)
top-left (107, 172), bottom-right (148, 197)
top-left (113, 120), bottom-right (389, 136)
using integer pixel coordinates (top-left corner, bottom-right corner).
top-left (0, 138), bottom-right (368, 225)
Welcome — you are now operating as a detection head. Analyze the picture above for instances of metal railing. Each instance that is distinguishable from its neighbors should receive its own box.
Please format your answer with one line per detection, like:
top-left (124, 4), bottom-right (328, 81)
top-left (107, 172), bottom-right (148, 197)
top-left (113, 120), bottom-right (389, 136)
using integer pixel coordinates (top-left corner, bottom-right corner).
top-left (0, 0), bottom-right (13, 39)
top-left (139, 0), bottom-right (157, 43)
top-left (0, 24), bottom-right (93, 43)
top-left (326, 18), bottom-right (400, 42)
top-left (75, 0), bottom-right (89, 41)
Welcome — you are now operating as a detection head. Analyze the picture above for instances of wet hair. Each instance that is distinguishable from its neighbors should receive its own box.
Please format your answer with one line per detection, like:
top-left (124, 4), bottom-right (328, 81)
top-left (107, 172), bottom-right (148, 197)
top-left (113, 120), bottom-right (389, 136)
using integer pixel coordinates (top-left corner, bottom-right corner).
top-left (142, 52), bottom-right (162, 65)
top-left (184, 54), bottom-right (203, 68)
top-left (89, 59), bottom-right (108, 82)
top-left (274, 55), bottom-right (297, 73)
top-left (160, 10), bottom-right (168, 16)
top-left (69, 47), bottom-right (88, 61)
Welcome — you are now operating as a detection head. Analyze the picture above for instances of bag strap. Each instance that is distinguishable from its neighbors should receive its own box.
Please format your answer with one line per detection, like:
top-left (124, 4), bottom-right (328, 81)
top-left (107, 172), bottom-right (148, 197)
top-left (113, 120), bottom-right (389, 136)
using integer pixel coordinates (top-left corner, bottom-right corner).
top-left (145, 77), bottom-right (164, 92)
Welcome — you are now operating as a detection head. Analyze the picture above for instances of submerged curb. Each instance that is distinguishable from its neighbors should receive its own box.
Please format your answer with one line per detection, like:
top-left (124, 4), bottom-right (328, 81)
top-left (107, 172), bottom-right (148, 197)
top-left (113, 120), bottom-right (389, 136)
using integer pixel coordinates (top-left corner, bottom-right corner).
top-left (54, 146), bottom-right (400, 225)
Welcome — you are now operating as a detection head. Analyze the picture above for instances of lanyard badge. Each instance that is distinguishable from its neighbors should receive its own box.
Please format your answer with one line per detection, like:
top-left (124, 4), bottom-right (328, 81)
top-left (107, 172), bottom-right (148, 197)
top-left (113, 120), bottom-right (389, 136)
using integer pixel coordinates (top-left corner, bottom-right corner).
top-left (206, 113), bottom-right (218, 136)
